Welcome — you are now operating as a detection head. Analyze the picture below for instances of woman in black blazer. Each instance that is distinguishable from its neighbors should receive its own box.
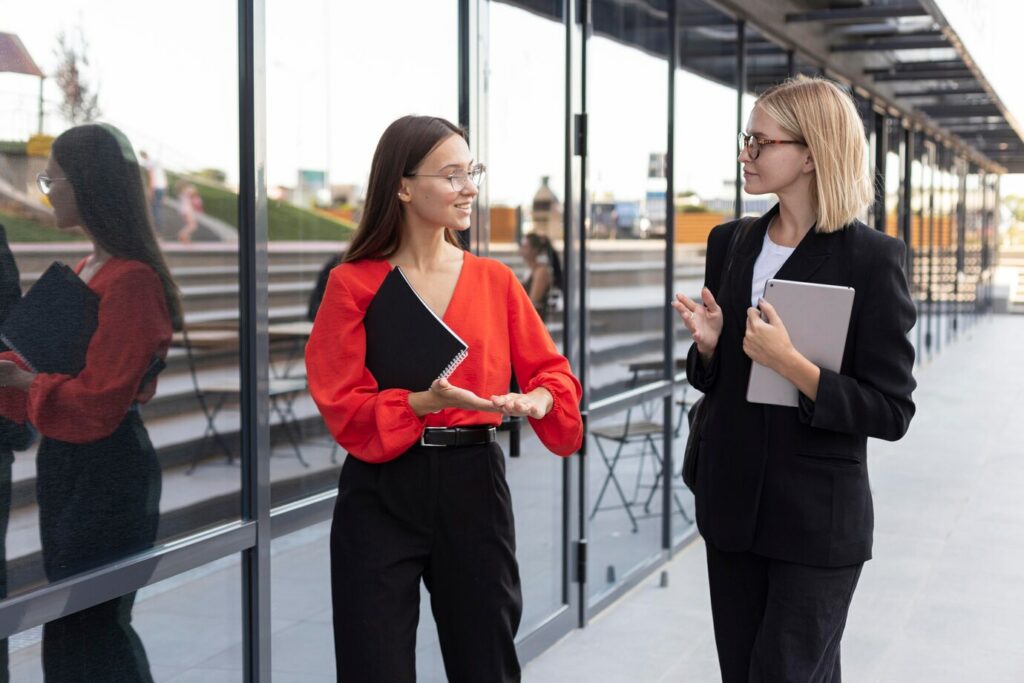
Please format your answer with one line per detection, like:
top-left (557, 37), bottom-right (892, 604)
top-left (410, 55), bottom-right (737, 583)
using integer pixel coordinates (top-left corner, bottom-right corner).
top-left (672, 76), bottom-right (916, 682)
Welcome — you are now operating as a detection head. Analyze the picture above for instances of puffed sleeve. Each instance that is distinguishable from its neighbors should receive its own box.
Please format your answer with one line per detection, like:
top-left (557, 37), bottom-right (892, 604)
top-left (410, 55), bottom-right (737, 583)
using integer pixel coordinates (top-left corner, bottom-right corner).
top-left (506, 268), bottom-right (582, 456)
top-left (798, 237), bottom-right (917, 440)
top-left (305, 267), bottom-right (426, 463)
top-left (2, 266), bottom-right (171, 443)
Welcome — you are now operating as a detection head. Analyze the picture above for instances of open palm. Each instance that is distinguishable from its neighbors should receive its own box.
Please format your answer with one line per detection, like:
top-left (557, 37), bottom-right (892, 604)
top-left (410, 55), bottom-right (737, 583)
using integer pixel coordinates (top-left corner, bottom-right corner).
top-left (672, 287), bottom-right (724, 356)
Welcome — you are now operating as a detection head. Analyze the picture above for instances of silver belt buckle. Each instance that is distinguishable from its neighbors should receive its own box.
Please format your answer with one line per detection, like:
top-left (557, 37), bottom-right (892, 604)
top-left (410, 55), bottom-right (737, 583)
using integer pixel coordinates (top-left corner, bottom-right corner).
top-left (420, 427), bottom-right (447, 448)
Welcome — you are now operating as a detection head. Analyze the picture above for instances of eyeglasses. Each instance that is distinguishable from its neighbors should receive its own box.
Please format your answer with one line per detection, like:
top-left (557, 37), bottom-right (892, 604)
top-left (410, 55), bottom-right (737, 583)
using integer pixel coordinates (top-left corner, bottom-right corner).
top-left (36, 172), bottom-right (68, 196)
top-left (738, 133), bottom-right (805, 161)
top-left (405, 164), bottom-right (486, 192)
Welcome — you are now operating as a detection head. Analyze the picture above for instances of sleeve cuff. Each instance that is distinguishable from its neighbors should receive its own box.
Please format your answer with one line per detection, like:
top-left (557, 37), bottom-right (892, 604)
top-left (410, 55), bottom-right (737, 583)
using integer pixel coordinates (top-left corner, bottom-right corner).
top-left (798, 366), bottom-right (838, 427)
top-left (524, 375), bottom-right (563, 419)
top-left (686, 343), bottom-right (720, 392)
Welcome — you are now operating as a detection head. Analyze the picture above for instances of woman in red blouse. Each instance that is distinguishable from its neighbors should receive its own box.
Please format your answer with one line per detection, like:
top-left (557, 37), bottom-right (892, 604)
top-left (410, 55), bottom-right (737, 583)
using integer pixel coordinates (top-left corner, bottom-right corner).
top-left (306, 115), bottom-right (583, 682)
top-left (0, 123), bottom-right (179, 682)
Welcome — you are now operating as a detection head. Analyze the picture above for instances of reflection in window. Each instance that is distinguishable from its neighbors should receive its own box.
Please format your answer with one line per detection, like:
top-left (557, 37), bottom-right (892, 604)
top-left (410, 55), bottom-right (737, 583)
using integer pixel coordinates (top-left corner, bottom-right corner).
top-left (8, 555), bottom-right (242, 681)
top-left (1, 0), bottom-right (241, 638)
top-left (264, 0), bottom-right (459, 508)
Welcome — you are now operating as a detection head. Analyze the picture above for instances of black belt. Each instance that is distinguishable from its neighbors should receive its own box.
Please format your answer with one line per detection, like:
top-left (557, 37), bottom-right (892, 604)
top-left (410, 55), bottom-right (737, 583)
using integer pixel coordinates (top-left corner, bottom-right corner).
top-left (419, 426), bottom-right (497, 448)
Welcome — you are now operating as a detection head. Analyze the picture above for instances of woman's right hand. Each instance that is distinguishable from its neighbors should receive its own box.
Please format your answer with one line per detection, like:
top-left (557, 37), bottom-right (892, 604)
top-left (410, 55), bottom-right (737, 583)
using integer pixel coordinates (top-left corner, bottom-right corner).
top-left (672, 287), bottom-right (724, 359)
top-left (409, 378), bottom-right (501, 416)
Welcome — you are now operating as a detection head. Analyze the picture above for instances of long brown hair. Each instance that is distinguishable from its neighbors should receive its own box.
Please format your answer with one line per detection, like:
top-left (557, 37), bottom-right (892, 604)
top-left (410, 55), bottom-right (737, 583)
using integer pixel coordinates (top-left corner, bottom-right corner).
top-left (344, 116), bottom-right (465, 263)
top-left (52, 123), bottom-right (183, 329)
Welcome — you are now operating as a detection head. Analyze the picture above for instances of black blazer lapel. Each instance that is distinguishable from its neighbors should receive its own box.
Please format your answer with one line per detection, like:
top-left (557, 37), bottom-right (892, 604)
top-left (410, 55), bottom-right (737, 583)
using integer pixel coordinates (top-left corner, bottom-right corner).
top-left (724, 208), bottom-right (773, 324)
top-left (773, 226), bottom-right (834, 285)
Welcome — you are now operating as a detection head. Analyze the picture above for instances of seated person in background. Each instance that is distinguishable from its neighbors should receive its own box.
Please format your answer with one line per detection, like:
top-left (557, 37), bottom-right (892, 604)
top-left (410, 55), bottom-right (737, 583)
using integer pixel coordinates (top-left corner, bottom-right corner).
top-left (308, 252), bottom-right (343, 322)
top-left (519, 233), bottom-right (562, 321)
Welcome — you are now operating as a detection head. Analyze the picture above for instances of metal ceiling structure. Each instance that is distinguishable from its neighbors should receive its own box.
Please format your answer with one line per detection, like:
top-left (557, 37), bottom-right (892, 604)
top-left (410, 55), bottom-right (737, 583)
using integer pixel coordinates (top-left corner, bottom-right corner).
top-left (497, 0), bottom-right (1024, 173)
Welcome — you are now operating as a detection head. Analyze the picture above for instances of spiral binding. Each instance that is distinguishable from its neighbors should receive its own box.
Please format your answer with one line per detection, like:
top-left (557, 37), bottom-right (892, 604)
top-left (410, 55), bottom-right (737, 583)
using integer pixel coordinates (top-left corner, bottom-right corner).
top-left (437, 348), bottom-right (469, 381)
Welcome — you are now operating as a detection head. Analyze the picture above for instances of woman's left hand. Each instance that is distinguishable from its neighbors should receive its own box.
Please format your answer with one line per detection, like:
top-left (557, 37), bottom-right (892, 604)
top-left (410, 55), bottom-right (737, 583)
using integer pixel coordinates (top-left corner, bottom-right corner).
top-left (0, 360), bottom-right (36, 391)
top-left (743, 299), bottom-right (797, 372)
top-left (490, 387), bottom-right (553, 419)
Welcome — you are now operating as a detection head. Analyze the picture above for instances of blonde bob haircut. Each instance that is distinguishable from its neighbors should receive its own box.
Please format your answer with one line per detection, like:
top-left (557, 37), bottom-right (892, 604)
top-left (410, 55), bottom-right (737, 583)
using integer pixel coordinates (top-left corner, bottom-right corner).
top-left (756, 76), bottom-right (873, 233)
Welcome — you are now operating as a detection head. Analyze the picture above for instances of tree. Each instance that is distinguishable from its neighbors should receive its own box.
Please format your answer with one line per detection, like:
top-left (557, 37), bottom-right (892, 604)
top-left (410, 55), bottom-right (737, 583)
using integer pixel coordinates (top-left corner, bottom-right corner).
top-left (1004, 194), bottom-right (1024, 223)
top-left (53, 29), bottom-right (101, 125)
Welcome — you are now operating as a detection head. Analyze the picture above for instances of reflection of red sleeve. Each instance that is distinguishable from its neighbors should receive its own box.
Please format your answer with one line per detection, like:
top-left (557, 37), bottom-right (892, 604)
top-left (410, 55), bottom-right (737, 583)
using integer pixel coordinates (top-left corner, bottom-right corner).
top-left (0, 260), bottom-right (171, 443)
top-left (506, 269), bottom-right (583, 456)
top-left (306, 265), bottom-right (426, 464)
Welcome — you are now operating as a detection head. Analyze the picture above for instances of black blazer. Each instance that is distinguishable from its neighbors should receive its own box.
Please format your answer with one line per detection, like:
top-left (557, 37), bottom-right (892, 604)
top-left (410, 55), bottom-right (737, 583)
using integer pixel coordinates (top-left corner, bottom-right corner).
top-left (686, 205), bottom-right (917, 567)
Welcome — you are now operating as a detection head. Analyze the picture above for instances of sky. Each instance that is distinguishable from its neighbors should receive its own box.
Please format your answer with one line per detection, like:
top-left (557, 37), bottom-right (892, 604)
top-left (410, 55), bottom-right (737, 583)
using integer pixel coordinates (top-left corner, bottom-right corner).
top-left (2, 0), bottom-right (1021, 202)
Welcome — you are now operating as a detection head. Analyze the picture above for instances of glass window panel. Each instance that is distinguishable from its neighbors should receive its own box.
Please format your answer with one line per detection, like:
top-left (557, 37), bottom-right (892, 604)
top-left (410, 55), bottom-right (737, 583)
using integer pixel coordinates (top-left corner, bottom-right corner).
top-left (8, 554), bottom-right (243, 681)
top-left (484, 2), bottom-right (571, 636)
top-left (674, 4), bottom-right (738, 365)
top-left (264, 0), bottom-right (457, 507)
top-left (1, 1), bottom-right (241, 602)
top-left (489, 0), bottom-right (567, 340)
top-left (587, 2), bottom-right (669, 403)
top-left (587, 402), bottom-right (665, 604)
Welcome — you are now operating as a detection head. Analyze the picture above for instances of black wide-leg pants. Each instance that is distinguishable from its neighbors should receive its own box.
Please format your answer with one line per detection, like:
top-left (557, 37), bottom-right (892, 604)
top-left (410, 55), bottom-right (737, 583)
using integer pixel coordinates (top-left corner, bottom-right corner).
top-left (706, 542), bottom-right (863, 683)
top-left (37, 413), bottom-right (161, 683)
top-left (331, 441), bottom-right (522, 683)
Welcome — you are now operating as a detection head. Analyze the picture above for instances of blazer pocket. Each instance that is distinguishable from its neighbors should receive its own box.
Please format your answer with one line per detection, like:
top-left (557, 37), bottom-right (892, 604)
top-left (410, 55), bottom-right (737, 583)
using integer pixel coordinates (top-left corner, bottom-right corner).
top-left (795, 450), bottom-right (862, 466)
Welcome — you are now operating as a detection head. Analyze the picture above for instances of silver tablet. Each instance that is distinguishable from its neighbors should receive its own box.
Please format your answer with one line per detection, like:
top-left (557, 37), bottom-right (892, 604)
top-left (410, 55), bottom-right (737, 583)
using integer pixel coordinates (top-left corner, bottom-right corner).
top-left (746, 279), bottom-right (855, 407)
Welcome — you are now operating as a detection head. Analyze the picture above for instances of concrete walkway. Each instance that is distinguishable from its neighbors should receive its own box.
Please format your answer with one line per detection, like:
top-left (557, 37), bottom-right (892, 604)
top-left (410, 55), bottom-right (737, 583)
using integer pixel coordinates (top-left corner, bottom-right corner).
top-left (524, 314), bottom-right (1024, 683)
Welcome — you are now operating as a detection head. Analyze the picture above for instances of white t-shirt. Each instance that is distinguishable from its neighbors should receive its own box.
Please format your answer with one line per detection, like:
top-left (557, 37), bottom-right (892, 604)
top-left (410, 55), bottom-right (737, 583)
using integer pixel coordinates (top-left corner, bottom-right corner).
top-left (750, 225), bottom-right (795, 308)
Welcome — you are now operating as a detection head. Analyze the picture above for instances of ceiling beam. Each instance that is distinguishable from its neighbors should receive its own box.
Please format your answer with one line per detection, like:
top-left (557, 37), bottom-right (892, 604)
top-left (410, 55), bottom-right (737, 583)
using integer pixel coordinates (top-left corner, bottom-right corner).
top-left (870, 70), bottom-right (974, 81)
top-left (920, 104), bottom-right (1002, 118)
top-left (864, 60), bottom-right (964, 74)
top-left (831, 35), bottom-right (949, 52)
top-left (786, 6), bottom-right (929, 23)
top-left (892, 86), bottom-right (986, 97)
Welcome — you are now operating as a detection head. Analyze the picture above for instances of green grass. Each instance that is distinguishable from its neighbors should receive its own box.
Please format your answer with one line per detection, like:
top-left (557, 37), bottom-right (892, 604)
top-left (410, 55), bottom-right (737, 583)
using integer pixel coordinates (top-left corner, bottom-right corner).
top-left (168, 171), bottom-right (354, 241)
top-left (0, 141), bottom-right (27, 155)
top-left (0, 209), bottom-right (85, 242)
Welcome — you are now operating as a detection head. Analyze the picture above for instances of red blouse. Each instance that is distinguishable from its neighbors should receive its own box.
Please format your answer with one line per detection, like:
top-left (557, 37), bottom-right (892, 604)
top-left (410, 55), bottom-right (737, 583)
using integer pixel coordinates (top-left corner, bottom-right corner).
top-left (0, 257), bottom-right (172, 444)
top-left (305, 251), bottom-right (583, 463)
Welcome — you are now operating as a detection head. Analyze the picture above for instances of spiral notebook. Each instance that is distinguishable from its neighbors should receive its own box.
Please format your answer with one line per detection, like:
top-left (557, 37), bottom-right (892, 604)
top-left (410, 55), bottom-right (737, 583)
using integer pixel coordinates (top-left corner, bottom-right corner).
top-left (0, 261), bottom-right (99, 375)
top-left (363, 265), bottom-right (469, 392)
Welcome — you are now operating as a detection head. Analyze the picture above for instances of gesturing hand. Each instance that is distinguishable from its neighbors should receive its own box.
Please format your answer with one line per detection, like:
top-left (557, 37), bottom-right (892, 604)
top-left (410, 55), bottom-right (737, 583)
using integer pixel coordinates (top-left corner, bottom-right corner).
top-left (429, 378), bottom-right (501, 413)
top-left (490, 387), bottom-right (553, 419)
top-left (672, 287), bottom-right (724, 358)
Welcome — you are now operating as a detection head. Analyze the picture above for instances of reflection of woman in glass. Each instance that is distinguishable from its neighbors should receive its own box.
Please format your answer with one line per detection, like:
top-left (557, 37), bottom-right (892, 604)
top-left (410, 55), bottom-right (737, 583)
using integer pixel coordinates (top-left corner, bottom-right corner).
top-left (0, 123), bottom-right (181, 682)
top-left (306, 115), bottom-right (583, 682)
top-left (519, 232), bottom-right (562, 322)
top-left (673, 78), bottom-right (916, 682)
top-left (0, 224), bottom-right (35, 683)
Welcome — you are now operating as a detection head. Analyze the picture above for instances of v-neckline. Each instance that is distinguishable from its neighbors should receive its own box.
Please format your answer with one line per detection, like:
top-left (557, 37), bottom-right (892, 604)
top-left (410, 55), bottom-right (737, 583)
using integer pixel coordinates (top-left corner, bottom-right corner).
top-left (384, 250), bottom-right (469, 324)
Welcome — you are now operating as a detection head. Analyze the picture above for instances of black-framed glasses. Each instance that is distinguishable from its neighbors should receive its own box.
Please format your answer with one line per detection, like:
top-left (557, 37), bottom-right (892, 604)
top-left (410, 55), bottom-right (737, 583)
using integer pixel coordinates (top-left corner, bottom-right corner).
top-left (738, 133), bottom-right (805, 160)
top-left (405, 164), bottom-right (486, 192)
top-left (36, 172), bottom-right (68, 196)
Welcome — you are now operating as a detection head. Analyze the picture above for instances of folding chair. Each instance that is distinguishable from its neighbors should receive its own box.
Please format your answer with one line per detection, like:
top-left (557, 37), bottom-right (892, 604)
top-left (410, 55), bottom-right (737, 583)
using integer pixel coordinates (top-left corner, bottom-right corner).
top-left (180, 327), bottom-right (310, 473)
top-left (589, 376), bottom-right (694, 531)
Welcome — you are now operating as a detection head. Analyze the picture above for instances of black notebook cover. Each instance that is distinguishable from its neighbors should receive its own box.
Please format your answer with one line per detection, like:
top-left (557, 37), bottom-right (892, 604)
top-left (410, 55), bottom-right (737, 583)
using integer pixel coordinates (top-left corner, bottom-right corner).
top-left (364, 266), bottom-right (469, 392)
top-left (0, 261), bottom-right (99, 375)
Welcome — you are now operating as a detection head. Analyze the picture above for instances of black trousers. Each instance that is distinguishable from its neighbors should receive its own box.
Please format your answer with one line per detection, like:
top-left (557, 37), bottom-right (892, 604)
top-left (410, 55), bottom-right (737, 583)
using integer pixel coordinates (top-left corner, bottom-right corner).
top-left (36, 412), bottom-right (161, 683)
top-left (331, 441), bottom-right (522, 682)
top-left (705, 542), bottom-right (863, 683)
